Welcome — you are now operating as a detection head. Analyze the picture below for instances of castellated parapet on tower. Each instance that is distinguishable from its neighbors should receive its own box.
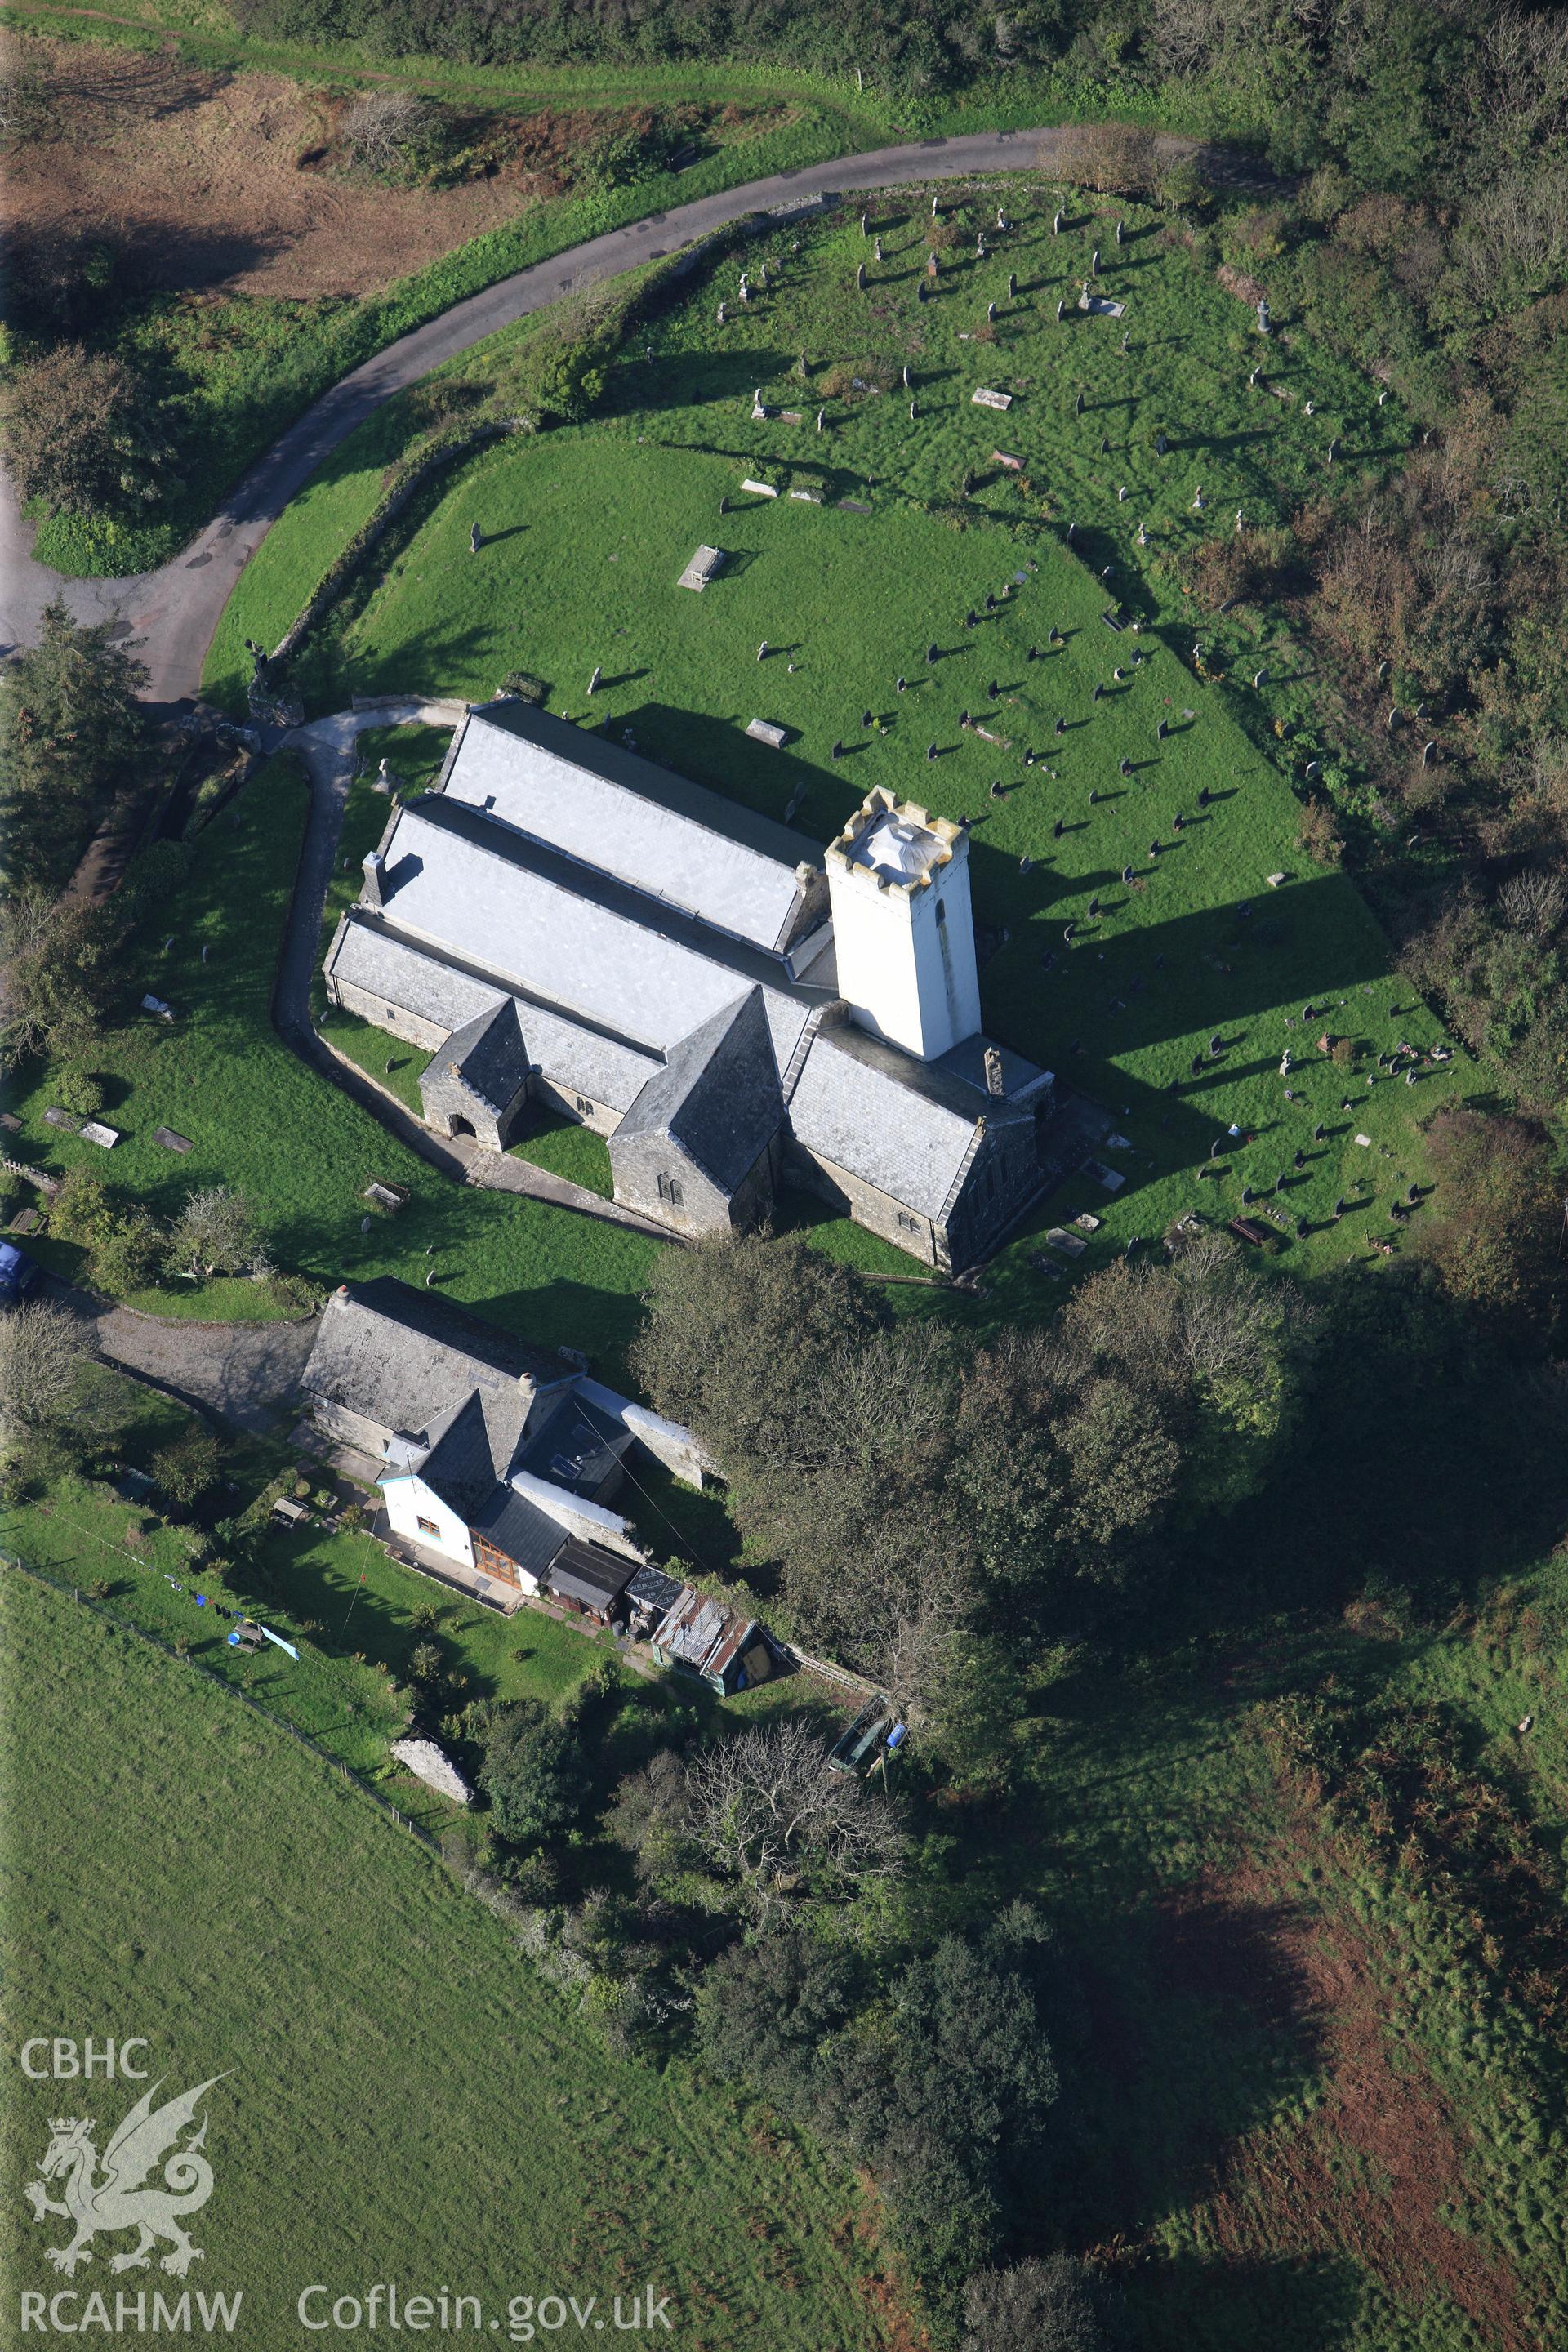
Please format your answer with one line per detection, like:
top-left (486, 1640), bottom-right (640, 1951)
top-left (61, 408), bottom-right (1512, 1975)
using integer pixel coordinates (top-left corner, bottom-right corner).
top-left (824, 789), bottom-right (983, 1062)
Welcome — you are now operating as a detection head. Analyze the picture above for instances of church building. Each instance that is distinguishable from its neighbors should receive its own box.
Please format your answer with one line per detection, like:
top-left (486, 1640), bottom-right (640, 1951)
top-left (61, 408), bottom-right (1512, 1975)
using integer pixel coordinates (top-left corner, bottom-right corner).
top-left (323, 699), bottom-right (1055, 1271)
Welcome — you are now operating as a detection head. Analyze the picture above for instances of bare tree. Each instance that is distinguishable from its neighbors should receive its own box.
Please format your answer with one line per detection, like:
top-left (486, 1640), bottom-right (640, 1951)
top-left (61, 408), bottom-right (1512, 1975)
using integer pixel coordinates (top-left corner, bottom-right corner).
top-left (340, 90), bottom-right (432, 177)
top-left (1168, 1229), bottom-right (1312, 1386)
top-left (1045, 122), bottom-right (1156, 195)
top-left (0, 1298), bottom-right (92, 1432)
top-left (845, 1526), bottom-right (975, 1727)
top-left (167, 1187), bottom-right (265, 1281)
top-left (679, 1716), bottom-right (906, 1918)
top-left (1498, 869), bottom-right (1568, 941)
top-left (0, 58), bottom-right (53, 147)
top-left (807, 1323), bottom-right (953, 1477)
top-left (1454, 166), bottom-right (1568, 301)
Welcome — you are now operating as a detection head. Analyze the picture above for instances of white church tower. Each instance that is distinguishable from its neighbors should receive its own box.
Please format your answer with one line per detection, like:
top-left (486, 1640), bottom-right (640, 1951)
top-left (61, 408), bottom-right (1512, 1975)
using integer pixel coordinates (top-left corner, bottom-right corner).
top-left (824, 789), bottom-right (983, 1061)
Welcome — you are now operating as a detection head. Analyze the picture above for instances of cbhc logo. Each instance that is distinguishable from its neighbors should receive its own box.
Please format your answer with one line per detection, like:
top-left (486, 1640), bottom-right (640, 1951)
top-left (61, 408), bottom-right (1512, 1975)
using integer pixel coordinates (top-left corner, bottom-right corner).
top-left (20, 2040), bottom-right (150, 2079)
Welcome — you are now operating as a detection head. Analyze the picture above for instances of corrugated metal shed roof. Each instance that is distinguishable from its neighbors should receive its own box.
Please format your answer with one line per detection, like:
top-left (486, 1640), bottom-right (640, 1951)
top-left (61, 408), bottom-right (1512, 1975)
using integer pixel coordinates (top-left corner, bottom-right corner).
top-left (548, 1540), bottom-right (635, 1610)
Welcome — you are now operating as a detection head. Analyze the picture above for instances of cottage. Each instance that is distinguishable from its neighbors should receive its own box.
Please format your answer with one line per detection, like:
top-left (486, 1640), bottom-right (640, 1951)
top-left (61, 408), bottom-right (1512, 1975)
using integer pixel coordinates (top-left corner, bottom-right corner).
top-left (323, 701), bottom-right (1058, 1271)
top-left (298, 1278), bottom-right (707, 1610)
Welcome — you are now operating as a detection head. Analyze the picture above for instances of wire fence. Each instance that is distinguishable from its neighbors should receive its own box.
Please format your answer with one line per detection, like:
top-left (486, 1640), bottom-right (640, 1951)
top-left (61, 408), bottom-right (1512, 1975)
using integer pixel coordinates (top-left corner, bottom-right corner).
top-left (0, 1548), bottom-right (443, 1860)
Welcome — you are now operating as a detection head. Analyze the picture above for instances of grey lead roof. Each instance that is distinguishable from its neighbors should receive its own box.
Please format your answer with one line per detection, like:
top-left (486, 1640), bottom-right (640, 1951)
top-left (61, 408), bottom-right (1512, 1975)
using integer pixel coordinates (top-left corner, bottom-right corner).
top-left (326, 920), bottom-right (662, 1112)
top-left (448, 702), bottom-right (821, 955)
top-left (614, 987), bottom-right (784, 1195)
top-left (789, 1024), bottom-right (1037, 1221)
top-left (369, 797), bottom-right (822, 1071)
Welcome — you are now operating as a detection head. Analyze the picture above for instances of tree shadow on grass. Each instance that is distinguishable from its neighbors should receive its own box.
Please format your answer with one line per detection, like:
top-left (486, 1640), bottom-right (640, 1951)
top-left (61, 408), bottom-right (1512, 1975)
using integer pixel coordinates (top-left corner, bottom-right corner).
top-left (1119, 2252), bottom-right (1365, 2351)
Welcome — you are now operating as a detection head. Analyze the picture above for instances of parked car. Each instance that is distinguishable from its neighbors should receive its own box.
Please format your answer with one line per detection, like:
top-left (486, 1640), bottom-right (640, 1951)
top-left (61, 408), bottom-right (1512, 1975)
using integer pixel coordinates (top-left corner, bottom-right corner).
top-left (0, 1242), bottom-right (42, 1305)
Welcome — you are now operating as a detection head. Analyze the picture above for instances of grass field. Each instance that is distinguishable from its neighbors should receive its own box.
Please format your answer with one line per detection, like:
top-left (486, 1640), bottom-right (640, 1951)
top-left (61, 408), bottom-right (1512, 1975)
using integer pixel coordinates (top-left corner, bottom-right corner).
top-left (5, 752), bottom-right (662, 1373)
top-left (0, 1567), bottom-right (897, 2348)
top-left (216, 187), bottom-right (1462, 1308)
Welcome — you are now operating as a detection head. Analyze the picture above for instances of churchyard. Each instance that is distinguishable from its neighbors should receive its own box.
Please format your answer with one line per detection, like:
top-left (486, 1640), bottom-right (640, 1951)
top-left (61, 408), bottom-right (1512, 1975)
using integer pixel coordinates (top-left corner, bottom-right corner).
top-left (217, 181), bottom-right (1460, 1307)
top-left (2, 751), bottom-right (663, 1364)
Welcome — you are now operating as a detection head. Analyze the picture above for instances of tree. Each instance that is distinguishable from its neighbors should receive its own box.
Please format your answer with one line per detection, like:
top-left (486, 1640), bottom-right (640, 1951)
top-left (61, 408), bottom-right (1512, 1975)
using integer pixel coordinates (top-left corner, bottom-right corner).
top-left (840, 1526), bottom-right (975, 1730)
top-left (479, 1699), bottom-right (591, 1846)
top-left (697, 1925), bottom-right (858, 2111)
top-left (0, 1298), bottom-right (92, 1432)
top-left (167, 1187), bottom-right (265, 1281)
top-left (88, 1209), bottom-right (164, 1296)
top-left (0, 600), bottom-right (146, 889)
top-left (1, 896), bottom-right (127, 1057)
top-left (839, 1911), bottom-right (1061, 2279)
top-left (2, 347), bottom-right (174, 515)
top-left (962, 2256), bottom-right (1128, 2352)
top-left (677, 1715), bottom-right (906, 1918)
top-left (150, 1423), bottom-right (223, 1513)
top-left (630, 1228), bottom-right (885, 1462)
top-left (47, 1166), bottom-right (118, 1252)
top-left (630, 1232), bottom-right (915, 1632)
top-left (1413, 1107), bottom-right (1564, 1348)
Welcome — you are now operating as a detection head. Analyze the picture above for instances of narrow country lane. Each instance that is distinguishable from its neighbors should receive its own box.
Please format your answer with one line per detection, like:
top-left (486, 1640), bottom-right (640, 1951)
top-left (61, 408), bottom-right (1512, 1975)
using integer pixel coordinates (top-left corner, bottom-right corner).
top-left (0, 125), bottom-right (1253, 699)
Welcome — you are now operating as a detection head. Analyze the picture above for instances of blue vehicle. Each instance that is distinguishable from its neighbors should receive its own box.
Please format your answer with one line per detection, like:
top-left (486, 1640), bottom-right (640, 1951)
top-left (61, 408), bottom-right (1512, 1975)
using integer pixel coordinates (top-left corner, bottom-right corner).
top-left (0, 1241), bottom-right (42, 1306)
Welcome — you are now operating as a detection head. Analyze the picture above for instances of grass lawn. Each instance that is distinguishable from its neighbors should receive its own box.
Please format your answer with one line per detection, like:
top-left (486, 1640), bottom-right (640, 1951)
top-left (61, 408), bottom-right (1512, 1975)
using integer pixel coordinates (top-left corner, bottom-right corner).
top-left (221, 187), bottom-right (1459, 1308)
top-left (6, 753), bottom-right (662, 1378)
top-left (0, 1566), bottom-right (898, 2347)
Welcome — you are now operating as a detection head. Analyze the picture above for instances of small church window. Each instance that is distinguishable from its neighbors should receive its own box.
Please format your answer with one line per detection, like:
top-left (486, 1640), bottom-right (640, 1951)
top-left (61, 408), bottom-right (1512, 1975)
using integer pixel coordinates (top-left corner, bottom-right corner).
top-left (657, 1171), bottom-right (685, 1207)
top-left (897, 1211), bottom-right (920, 1234)
top-left (575, 1095), bottom-right (594, 1116)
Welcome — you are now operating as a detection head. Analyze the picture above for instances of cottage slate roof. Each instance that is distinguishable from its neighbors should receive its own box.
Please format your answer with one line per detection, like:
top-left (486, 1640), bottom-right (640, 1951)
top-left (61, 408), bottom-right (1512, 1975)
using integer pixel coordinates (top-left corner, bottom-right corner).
top-left (469, 1482), bottom-right (570, 1580)
top-left (518, 1392), bottom-right (635, 1498)
top-left (302, 1278), bottom-right (571, 1450)
top-left (614, 987), bottom-right (785, 1196)
top-left (416, 1392), bottom-right (509, 1519)
top-left (447, 702), bottom-right (822, 954)
top-left (439, 999), bottom-right (531, 1115)
top-left (326, 920), bottom-right (662, 1113)
top-left (364, 798), bottom-right (826, 1077)
top-left (789, 1024), bottom-right (1037, 1222)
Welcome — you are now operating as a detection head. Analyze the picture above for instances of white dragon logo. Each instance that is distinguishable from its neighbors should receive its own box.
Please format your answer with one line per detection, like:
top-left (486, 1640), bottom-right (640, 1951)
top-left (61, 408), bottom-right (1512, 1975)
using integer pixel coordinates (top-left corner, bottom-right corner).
top-left (24, 2078), bottom-right (225, 2278)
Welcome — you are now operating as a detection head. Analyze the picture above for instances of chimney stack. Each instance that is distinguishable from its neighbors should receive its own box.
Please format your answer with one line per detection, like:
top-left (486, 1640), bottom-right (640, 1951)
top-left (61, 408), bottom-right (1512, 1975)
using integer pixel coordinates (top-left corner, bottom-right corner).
top-left (362, 850), bottom-right (386, 911)
top-left (983, 1045), bottom-right (1006, 1098)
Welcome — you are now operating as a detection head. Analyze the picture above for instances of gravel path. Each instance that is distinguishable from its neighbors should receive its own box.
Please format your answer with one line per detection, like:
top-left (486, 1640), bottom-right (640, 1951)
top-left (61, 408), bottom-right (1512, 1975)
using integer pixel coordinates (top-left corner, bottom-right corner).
top-left (49, 1275), bottom-right (319, 1433)
top-left (0, 124), bottom-right (1255, 695)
